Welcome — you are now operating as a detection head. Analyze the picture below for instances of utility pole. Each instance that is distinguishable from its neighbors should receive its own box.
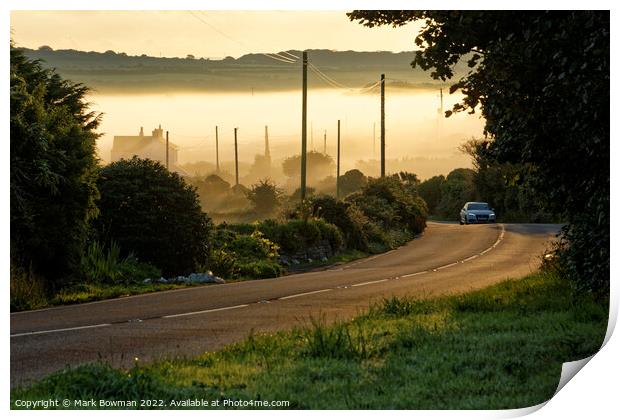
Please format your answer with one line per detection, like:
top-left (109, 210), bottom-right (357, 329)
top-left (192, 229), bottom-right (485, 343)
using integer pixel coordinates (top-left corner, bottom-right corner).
top-left (380, 73), bottom-right (386, 178)
top-left (165, 130), bottom-right (169, 170)
top-left (300, 51), bottom-right (308, 201)
top-left (215, 125), bottom-right (220, 173)
top-left (336, 119), bottom-right (341, 199)
top-left (323, 130), bottom-right (327, 154)
top-left (234, 127), bottom-right (239, 186)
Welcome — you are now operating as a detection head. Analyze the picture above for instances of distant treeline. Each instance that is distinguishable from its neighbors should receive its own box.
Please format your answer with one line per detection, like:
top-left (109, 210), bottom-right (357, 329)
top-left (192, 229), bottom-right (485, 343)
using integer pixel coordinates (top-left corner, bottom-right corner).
top-left (17, 46), bottom-right (455, 92)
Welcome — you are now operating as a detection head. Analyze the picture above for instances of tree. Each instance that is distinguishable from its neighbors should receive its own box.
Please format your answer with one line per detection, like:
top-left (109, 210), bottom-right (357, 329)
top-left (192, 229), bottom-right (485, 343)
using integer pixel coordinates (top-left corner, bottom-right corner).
top-left (282, 151), bottom-right (335, 183)
top-left (418, 175), bottom-right (445, 215)
top-left (338, 169), bottom-right (367, 197)
top-left (436, 168), bottom-right (477, 219)
top-left (348, 11), bottom-right (609, 292)
top-left (460, 139), bottom-right (552, 222)
top-left (203, 173), bottom-right (231, 196)
top-left (94, 157), bottom-right (212, 277)
top-left (10, 46), bottom-right (101, 289)
top-left (246, 179), bottom-right (282, 215)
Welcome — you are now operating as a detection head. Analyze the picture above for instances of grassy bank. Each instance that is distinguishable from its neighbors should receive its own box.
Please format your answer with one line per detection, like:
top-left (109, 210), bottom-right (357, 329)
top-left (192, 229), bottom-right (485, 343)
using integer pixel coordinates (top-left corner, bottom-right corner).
top-left (10, 249), bottom-right (373, 312)
top-left (11, 270), bottom-right (608, 409)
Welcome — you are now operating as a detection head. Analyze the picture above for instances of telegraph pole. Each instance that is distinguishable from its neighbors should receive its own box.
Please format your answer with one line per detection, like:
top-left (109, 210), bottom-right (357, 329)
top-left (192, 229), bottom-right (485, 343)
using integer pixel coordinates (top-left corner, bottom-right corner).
top-left (165, 130), bottom-right (169, 170)
top-left (323, 130), bottom-right (327, 154)
top-left (300, 51), bottom-right (308, 201)
top-left (215, 125), bottom-right (220, 173)
top-left (380, 74), bottom-right (386, 178)
top-left (234, 127), bottom-right (239, 186)
top-left (336, 120), bottom-right (341, 199)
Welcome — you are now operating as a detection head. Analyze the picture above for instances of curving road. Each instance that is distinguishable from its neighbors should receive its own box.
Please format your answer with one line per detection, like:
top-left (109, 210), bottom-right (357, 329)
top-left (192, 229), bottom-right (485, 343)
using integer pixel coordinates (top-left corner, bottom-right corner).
top-left (10, 222), bottom-right (560, 386)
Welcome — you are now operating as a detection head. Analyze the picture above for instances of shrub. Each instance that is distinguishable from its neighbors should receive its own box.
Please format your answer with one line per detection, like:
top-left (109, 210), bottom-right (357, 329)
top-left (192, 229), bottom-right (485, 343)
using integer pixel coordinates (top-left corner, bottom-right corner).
top-left (348, 176), bottom-right (428, 235)
top-left (312, 219), bottom-right (345, 253)
top-left (246, 179), bottom-right (282, 216)
top-left (237, 260), bottom-right (283, 279)
top-left (338, 169), bottom-right (368, 197)
top-left (10, 46), bottom-right (101, 289)
top-left (206, 249), bottom-right (239, 279)
top-left (206, 227), bottom-right (281, 280)
top-left (80, 241), bottom-right (161, 285)
top-left (94, 157), bottom-right (212, 277)
top-left (304, 196), bottom-right (368, 250)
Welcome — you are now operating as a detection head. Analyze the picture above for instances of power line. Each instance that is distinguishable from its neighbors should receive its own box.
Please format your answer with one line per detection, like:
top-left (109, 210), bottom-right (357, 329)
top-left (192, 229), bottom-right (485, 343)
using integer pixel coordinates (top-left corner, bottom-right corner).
top-left (308, 62), bottom-right (350, 89)
top-left (188, 11), bottom-right (297, 65)
top-left (280, 51), bottom-right (300, 60)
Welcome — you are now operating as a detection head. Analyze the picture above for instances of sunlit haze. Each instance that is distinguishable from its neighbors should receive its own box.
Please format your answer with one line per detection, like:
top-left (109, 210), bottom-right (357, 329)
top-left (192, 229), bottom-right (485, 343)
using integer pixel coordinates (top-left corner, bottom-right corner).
top-left (11, 10), bottom-right (485, 183)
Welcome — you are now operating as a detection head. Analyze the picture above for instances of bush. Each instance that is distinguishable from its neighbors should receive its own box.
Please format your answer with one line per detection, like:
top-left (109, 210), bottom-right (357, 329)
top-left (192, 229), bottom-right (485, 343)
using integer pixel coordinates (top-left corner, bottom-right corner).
top-left (10, 47), bottom-right (101, 290)
top-left (237, 260), bottom-right (284, 279)
top-left (80, 241), bottom-right (161, 285)
top-left (246, 179), bottom-right (282, 216)
top-left (94, 157), bottom-right (212, 277)
top-left (418, 175), bottom-right (445, 215)
top-left (206, 227), bottom-right (281, 280)
top-left (304, 196), bottom-right (369, 251)
top-left (347, 177), bottom-right (428, 235)
top-left (257, 218), bottom-right (342, 255)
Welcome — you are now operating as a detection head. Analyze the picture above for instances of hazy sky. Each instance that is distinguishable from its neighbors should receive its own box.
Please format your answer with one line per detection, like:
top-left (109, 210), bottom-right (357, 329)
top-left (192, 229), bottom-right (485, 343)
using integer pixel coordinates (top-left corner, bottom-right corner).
top-left (10, 10), bottom-right (423, 58)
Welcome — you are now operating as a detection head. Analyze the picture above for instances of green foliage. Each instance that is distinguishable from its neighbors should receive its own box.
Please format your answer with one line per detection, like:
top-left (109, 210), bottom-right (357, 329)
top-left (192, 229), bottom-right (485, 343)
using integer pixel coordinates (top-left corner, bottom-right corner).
top-left (206, 228), bottom-right (281, 279)
top-left (348, 11), bottom-right (609, 291)
top-left (305, 195), bottom-right (370, 251)
top-left (258, 218), bottom-right (343, 255)
top-left (94, 157), bottom-right (212, 277)
top-left (460, 139), bottom-right (555, 222)
top-left (245, 179), bottom-right (282, 216)
top-left (338, 169), bottom-right (367, 197)
top-left (237, 260), bottom-right (284, 279)
top-left (206, 249), bottom-right (239, 279)
top-left (10, 46), bottom-right (101, 289)
top-left (435, 168), bottom-right (477, 219)
top-left (418, 175), bottom-right (445, 215)
top-left (10, 264), bottom-right (49, 311)
top-left (302, 317), bottom-right (374, 360)
top-left (282, 151), bottom-right (335, 183)
top-left (80, 241), bottom-right (161, 285)
top-left (12, 271), bottom-right (607, 409)
top-left (348, 176), bottom-right (428, 234)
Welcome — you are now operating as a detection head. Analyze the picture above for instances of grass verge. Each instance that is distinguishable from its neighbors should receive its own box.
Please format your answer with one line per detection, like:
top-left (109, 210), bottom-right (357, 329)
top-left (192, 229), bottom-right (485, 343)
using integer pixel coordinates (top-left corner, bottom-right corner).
top-left (11, 270), bottom-right (608, 409)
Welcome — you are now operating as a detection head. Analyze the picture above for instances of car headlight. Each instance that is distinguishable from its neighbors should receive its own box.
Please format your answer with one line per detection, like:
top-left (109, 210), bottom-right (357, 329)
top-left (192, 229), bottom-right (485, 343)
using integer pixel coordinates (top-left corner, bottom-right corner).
top-left (489, 213), bottom-right (495, 217)
top-left (468, 213), bottom-right (476, 217)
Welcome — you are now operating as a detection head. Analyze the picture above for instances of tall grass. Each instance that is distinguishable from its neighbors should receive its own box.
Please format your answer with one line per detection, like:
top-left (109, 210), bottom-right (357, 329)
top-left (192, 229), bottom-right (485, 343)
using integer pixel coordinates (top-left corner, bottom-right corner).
top-left (80, 240), bottom-right (128, 284)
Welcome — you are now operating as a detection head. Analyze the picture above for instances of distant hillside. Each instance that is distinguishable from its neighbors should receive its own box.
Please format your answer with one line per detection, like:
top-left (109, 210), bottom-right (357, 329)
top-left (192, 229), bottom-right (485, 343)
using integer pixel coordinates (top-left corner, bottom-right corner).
top-left (18, 47), bottom-right (453, 92)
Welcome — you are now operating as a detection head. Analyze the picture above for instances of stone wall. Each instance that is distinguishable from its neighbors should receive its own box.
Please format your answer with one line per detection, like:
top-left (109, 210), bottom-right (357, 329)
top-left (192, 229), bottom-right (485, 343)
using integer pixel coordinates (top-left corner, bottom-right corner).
top-left (279, 239), bottom-right (334, 265)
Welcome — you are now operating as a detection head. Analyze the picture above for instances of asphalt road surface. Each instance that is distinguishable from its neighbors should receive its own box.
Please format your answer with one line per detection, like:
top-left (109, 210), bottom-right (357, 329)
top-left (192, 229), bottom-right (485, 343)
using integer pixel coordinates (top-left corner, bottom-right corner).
top-left (11, 222), bottom-right (560, 386)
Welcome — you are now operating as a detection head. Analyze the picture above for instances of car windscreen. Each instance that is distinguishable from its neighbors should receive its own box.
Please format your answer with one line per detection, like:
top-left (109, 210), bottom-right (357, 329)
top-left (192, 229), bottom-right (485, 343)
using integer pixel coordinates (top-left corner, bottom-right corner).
top-left (468, 203), bottom-right (489, 210)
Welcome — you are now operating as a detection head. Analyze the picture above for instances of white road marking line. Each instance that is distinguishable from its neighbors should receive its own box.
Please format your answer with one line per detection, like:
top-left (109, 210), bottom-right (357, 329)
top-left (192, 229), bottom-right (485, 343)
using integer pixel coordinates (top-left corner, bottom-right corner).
top-left (435, 262), bottom-right (459, 271)
top-left (14, 224), bottom-right (510, 336)
top-left (462, 255), bottom-right (479, 263)
top-left (401, 271), bottom-right (428, 278)
top-left (162, 304), bottom-right (249, 319)
top-left (351, 279), bottom-right (389, 288)
top-left (11, 323), bottom-right (111, 338)
top-left (278, 289), bottom-right (332, 300)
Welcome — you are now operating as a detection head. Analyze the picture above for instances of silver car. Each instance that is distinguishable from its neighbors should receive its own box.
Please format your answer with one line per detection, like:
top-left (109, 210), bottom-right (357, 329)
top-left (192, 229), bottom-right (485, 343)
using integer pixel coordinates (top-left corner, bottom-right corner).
top-left (459, 202), bottom-right (496, 225)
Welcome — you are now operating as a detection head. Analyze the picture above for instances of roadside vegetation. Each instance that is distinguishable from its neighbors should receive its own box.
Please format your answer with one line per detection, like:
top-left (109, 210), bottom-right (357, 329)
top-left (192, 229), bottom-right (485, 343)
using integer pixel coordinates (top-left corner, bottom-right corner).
top-left (10, 44), bottom-right (428, 311)
top-left (11, 269), bottom-right (608, 409)
top-left (348, 10), bottom-right (609, 294)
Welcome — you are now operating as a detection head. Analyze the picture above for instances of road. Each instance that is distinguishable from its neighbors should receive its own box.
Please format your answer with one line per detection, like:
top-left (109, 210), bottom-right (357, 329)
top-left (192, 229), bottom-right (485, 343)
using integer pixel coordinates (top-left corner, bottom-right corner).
top-left (10, 222), bottom-right (560, 386)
